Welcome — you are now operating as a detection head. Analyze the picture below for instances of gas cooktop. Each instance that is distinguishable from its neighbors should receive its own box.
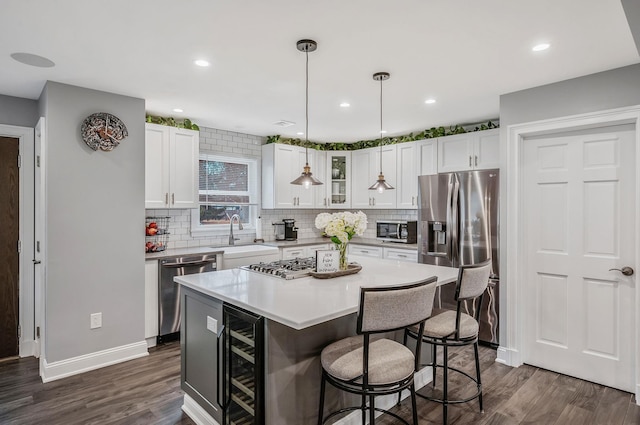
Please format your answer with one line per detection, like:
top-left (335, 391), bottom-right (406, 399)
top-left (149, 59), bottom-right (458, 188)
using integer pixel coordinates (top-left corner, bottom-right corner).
top-left (241, 257), bottom-right (316, 280)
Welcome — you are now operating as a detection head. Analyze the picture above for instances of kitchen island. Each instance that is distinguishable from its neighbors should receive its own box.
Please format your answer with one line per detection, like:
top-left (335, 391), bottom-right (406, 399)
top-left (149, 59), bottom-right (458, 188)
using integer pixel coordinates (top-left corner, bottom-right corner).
top-left (176, 255), bottom-right (458, 425)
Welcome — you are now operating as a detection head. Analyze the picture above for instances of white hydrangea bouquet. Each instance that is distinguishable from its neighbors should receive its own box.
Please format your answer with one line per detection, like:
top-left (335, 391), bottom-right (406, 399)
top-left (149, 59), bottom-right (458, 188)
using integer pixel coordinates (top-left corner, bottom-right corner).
top-left (315, 211), bottom-right (367, 270)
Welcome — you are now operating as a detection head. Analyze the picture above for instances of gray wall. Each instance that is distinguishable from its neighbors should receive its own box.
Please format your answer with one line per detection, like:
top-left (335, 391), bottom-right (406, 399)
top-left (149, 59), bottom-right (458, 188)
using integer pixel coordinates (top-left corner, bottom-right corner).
top-left (0, 93), bottom-right (39, 127)
top-left (500, 63), bottom-right (640, 127)
top-left (39, 81), bottom-right (145, 362)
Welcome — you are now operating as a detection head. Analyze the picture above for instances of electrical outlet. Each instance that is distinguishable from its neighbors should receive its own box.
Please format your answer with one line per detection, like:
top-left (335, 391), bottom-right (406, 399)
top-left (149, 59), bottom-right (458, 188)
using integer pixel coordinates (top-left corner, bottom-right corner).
top-left (90, 312), bottom-right (102, 329)
top-left (206, 316), bottom-right (217, 334)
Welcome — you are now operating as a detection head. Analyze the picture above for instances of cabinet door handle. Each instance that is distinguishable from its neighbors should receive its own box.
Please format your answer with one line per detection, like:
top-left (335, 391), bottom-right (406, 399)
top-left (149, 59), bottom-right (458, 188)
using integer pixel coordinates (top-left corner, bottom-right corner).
top-left (373, 198), bottom-right (376, 206)
top-left (475, 155), bottom-right (478, 166)
top-left (469, 156), bottom-right (472, 167)
top-left (171, 193), bottom-right (175, 205)
top-left (398, 254), bottom-right (407, 258)
top-left (165, 193), bottom-right (169, 205)
top-left (411, 196), bottom-right (414, 206)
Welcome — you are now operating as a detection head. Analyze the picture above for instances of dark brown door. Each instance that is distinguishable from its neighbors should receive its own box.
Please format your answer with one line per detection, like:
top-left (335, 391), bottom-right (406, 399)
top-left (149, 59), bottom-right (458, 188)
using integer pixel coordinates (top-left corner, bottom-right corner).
top-left (0, 137), bottom-right (19, 359)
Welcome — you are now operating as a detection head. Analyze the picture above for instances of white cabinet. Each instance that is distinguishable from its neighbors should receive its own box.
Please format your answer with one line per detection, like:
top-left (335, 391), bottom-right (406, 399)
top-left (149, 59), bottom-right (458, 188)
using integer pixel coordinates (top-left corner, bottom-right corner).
top-left (281, 243), bottom-right (330, 260)
top-left (396, 143), bottom-right (419, 209)
top-left (325, 151), bottom-right (351, 209)
top-left (348, 244), bottom-right (383, 258)
top-left (383, 247), bottom-right (418, 263)
top-left (416, 139), bottom-right (438, 176)
top-left (145, 123), bottom-right (199, 209)
top-left (144, 260), bottom-right (158, 346)
top-left (437, 129), bottom-right (499, 172)
top-left (351, 145), bottom-right (397, 209)
top-left (262, 144), bottom-right (319, 209)
top-left (313, 151), bottom-right (328, 208)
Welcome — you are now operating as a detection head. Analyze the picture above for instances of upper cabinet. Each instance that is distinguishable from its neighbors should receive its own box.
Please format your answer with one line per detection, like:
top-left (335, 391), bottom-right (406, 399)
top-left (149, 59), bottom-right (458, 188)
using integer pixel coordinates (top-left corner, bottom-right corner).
top-left (145, 123), bottom-right (199, 209)
top-left (396, 143), bottom-right (418, 209)
top-left (326, 151), bottom-right (351, 209)
top-left (437, 128), bottom-right (499, 172)
top-left (416, 139), bottom-right (438, 176)
top-left (351, 145), bottom-right (397, 209)
top-left (262, 143), bottom-right (318, 209)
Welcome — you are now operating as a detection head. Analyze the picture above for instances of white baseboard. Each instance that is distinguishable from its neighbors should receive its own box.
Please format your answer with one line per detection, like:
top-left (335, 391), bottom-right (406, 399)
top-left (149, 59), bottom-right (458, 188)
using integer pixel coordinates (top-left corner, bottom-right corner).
top-left (19, 339), bottom-right (36, 358)
top-left (182, 394), bottom-right (220, 425)
top-left (41, 341), bottom-right (148, 383)
top-left (146, 337), bottom-right (157, 349)
top-left (496, 346), bottom-right (520, 367)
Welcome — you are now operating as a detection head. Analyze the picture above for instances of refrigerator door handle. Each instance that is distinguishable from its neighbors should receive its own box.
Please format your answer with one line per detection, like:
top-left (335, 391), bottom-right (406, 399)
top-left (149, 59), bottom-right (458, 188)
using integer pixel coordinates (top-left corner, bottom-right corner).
top-left (450, 174), bottom-right (460, 263)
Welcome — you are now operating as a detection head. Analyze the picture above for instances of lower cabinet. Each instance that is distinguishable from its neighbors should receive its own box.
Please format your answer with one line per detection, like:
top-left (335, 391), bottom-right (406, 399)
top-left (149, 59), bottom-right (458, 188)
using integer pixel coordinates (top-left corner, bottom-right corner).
top-left (348, 244), bottom-right (383, 258)
top-left (181, 287), bottom-right (224, 424)
top-left (383, 247), bottom-right (418, 262)
top-left (281, 244), bottom-right (330, 260)
top-left (144, 260), bottom-right (158, 346)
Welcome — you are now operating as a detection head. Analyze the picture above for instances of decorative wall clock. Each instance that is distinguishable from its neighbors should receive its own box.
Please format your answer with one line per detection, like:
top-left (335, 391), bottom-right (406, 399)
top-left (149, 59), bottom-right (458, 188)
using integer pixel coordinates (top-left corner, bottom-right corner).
top-left (81, 112), bottom-right (128, 151)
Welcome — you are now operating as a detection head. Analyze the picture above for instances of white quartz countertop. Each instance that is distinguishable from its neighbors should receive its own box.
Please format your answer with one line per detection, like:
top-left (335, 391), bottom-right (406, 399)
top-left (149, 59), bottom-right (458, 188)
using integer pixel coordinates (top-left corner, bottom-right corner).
top-left (175, 255), bottom-right (458, 330)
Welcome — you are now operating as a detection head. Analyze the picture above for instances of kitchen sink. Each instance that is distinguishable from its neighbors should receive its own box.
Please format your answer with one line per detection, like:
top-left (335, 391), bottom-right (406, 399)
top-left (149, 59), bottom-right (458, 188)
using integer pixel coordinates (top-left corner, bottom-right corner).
top-left (218, 245), bottom-right (280, 269)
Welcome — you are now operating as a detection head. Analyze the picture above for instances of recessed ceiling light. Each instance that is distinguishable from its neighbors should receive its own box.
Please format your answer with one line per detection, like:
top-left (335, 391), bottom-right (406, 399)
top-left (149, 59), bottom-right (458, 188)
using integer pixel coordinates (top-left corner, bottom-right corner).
top-left (339, 102), bottom-right (350, 108)
top-left (296, 132), bottom-right (304, 135)
top-left (273, 120), bottom-right (295, 128)
top-left (380, 130), bottom-right (387, 134)
top-left (194, 59), bottom-right (210, 67)
top-left (425, 99), bottom-right (436, 104)
top-left (172, 108), bottom-right (183, 113)
top-left (532, 43), bottom-right (550, 52)
top-left (10, 52), bottom-right (55, 68)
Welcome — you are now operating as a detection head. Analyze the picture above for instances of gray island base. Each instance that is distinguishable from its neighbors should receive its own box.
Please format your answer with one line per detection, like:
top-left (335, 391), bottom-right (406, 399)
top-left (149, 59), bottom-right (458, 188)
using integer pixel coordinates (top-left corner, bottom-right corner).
top-left (176, 255), bottom-right (459, 425)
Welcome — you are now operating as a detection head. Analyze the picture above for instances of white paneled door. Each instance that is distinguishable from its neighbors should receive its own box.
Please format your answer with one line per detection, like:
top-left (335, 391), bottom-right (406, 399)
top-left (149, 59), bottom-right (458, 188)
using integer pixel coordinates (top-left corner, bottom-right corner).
top-left (523, 126), bottom-right (635, 392)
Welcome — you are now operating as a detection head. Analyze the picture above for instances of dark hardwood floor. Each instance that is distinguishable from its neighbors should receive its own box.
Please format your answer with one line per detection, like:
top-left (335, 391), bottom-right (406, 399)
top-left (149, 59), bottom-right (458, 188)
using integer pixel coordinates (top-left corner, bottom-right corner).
top-left (1, 341), bottom-right (638, 424)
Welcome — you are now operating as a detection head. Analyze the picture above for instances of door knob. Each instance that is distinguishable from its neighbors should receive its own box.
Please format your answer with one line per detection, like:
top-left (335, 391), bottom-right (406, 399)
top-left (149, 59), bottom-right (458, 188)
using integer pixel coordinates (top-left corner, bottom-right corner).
top-left (609, 266), bottom-right (634, 276)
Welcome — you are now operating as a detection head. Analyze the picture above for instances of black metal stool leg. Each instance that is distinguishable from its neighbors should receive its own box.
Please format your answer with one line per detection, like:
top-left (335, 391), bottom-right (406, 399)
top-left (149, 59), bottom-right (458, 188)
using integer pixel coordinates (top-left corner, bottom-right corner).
top-left (442, 343), bottom-right (448, 425)
top-left (432, 342), bottom-right (437, 387)
top-left (411, 383), bottom-right (418, 425)
top-left (369, 395), bottom-right (376, 425)
top-left (361, 393), bottom-right (366, 425)
top-left (474, 341), bottom-right (484, 413)
top-left (318, 371), bottom-right (326, 425)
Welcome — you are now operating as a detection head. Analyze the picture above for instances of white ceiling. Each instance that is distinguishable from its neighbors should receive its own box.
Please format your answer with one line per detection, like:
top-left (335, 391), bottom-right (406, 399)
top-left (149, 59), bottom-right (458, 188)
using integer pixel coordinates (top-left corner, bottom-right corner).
top-left (1, 0), bottom-right (638, 142)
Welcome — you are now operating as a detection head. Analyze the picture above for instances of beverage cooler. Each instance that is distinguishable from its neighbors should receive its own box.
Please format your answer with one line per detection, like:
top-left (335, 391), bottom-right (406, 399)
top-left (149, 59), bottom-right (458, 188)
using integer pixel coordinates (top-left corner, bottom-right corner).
top-left (181, 288), bottom-right (265, 425)
top-left (222, 304), bottom-right (265, 425)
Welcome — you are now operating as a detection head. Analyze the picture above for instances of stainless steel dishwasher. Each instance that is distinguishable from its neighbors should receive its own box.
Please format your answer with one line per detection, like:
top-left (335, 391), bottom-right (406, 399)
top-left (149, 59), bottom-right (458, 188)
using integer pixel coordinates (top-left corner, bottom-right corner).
top-left (159, 253), bottom-right (217, 343)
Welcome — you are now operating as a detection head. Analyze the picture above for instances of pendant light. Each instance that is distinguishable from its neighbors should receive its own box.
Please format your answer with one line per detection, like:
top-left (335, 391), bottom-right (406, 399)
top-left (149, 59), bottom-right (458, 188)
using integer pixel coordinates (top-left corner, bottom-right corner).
top-left (290, 39), bottom-right (323, 188)
top-left (369, 72), bottom-right (394, 193)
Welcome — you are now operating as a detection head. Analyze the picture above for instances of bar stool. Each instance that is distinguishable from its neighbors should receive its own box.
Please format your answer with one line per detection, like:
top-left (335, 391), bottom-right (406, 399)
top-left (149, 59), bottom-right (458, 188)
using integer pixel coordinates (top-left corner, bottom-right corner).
top-left (317, 276), bottom-right (438, 425)
top-left (404, 259), bottom-right (491, 425)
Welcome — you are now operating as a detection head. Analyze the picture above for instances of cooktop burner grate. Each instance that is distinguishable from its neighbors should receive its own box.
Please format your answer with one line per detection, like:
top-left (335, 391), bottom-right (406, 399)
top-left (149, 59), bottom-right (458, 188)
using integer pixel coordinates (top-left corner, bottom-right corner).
top-left (242, 257), bottom-right (317, 280)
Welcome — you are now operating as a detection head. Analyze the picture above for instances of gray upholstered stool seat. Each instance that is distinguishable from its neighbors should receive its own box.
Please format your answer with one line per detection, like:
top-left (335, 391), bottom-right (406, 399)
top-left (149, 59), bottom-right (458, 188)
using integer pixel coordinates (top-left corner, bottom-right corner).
top-left (321, 336), bottom-right (414, 384)
top-left (423, 310), bottom-right (479, 339)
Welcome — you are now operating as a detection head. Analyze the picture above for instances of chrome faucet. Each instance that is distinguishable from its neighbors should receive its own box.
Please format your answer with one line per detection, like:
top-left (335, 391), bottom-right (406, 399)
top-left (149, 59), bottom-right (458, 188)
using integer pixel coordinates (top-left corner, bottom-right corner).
top-left (229, 214), bottom-right (243, 245)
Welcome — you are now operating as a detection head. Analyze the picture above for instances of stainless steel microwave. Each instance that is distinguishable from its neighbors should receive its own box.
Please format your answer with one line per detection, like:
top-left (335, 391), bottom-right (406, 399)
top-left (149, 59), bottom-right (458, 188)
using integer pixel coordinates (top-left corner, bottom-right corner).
top-left (376, 220), bottom-right (417, 243)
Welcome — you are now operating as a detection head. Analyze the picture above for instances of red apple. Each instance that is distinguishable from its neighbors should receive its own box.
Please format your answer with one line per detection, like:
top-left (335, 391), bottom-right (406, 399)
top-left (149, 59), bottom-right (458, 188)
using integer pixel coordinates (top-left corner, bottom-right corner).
top-left (148, 222), bottom-right (158, 229)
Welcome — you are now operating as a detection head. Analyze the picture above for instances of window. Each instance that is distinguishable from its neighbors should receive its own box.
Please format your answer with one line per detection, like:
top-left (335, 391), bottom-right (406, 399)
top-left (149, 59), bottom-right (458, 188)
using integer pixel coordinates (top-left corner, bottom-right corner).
top-left (191, 153), bottom-right (258, 234)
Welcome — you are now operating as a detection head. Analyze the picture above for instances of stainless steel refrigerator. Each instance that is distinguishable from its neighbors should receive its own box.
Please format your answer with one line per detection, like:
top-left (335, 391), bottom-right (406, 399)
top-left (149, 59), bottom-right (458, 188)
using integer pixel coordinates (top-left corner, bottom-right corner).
top-left (418, 170), bottom-right (499, 346)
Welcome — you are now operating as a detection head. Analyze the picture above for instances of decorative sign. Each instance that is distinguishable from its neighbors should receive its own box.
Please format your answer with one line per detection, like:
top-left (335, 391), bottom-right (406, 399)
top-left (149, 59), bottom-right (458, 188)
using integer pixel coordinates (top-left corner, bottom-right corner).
top-left (316, 250), bottom-right (339, 273)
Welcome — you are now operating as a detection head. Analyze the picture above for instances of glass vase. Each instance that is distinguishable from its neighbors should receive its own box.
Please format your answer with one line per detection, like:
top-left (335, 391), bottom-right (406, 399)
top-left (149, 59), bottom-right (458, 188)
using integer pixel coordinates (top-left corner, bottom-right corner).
top-left (336, 242), bottom-right (348, 270)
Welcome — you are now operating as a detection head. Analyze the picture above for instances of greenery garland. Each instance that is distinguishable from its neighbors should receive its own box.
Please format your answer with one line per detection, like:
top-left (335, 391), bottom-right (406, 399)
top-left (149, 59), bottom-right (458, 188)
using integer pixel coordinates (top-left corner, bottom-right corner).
top-left (145, 114), bottom-right (200, 131)
top-left (266, 120), bottom-right (498, 151)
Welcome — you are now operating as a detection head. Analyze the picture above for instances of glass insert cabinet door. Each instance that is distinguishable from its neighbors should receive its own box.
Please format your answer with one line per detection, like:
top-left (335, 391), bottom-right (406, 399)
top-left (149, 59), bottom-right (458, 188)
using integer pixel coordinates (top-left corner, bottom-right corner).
top-left (327, 152), bottom-right (351, 209)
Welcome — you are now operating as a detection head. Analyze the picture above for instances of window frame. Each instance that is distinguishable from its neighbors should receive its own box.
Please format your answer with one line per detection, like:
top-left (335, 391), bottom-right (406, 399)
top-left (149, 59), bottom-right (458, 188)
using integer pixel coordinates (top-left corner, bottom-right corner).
top-left (190, 152), bottom-right (259, 236)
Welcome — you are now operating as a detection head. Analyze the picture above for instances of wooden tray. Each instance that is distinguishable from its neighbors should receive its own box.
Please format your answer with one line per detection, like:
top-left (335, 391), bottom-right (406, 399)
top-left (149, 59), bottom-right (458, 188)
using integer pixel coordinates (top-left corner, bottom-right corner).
top-left (309, 263), bottom-right (362, 279)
